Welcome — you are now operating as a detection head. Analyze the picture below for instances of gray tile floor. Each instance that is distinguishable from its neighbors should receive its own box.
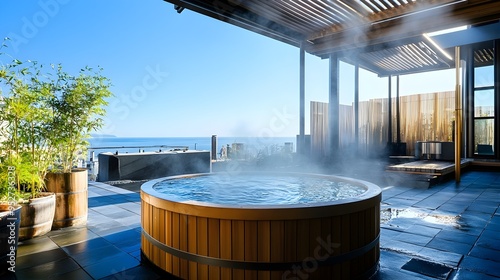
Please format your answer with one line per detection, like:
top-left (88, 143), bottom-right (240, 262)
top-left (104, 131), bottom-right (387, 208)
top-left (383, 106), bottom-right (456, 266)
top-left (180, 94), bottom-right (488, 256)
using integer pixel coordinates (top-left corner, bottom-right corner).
top-left (6, 170), bottom-right (500, 279)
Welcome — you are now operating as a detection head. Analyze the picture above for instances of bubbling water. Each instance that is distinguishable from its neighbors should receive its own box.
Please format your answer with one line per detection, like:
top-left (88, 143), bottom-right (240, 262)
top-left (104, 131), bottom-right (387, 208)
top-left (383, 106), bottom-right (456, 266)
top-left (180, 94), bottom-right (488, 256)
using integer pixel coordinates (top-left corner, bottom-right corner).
top-left (153, 174), bottom-right (366, 206)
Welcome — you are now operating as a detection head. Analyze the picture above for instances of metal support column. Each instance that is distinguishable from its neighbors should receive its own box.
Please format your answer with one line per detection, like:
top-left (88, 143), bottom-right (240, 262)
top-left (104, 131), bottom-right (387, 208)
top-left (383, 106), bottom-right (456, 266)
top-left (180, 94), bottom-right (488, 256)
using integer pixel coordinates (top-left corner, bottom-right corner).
top-left (464, 46), bottom-right (474, 158)
top-left (299, 44), bottom-right (305, 154)
top-left (354, 64), bottom-right (359, 150)
top-left (495, 40), bottom-right (500, 160)
top-left (455, 46), bottom-right (462, 182)
top-left (328, 54), bottom-right (340, 158)
top-left (396, 76), bottom-right (401, 144)
top-left (388, 76), bottom-right (392, 145)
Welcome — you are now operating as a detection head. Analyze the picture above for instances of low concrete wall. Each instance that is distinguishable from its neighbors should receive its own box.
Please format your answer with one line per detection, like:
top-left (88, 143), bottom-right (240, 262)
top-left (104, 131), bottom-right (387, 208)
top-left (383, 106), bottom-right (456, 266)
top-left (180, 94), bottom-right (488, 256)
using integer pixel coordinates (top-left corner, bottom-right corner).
top-left (97, 150), bottom-right (210, 182)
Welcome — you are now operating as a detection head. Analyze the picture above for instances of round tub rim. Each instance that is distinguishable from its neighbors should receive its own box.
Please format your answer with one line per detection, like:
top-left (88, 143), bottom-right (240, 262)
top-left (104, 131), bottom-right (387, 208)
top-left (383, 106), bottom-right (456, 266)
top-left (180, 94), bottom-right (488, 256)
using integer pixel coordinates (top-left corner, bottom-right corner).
top-left (141, 172), bottom-right (381, 220)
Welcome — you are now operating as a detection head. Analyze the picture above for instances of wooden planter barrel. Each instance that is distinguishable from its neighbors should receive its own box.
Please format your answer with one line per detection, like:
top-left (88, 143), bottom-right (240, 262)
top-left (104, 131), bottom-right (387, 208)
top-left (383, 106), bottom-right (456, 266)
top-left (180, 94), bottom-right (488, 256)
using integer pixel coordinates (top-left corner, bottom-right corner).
top-left (19, 193), bottom-right (55, 240)
top-left (0, 205), bottom-right (21, 276)
top-left (141, 174), bottom-right (381, 280)
top-left (46, 169), bottom-right (88, 229)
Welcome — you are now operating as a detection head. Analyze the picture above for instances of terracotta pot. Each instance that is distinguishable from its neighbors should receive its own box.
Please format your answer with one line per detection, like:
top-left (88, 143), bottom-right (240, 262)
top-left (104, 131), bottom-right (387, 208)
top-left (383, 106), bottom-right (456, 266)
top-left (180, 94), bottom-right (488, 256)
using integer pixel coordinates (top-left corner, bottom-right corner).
top-left (45, 169), bottom-right (88, 229)
top-left (0, 204), bottom-right (21, 275)
top-left (19, 193), bottom-right (55, 240)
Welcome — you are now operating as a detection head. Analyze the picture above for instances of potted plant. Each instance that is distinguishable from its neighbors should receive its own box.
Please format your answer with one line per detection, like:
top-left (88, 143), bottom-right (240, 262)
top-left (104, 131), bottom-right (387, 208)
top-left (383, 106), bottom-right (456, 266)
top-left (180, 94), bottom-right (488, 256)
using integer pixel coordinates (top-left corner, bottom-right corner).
top-left (45, 65), bottom-right (112, 228)
top-left (0, 53), bottom-right (57, 240)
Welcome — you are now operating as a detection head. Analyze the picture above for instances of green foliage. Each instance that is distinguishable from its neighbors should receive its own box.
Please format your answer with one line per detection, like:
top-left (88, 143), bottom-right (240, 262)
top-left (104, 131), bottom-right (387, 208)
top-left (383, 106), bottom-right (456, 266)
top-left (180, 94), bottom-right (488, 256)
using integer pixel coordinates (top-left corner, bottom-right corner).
top-left (0, 39), bottom-right (112, 200)
top-left (51, 65), bottom-right (112, 173)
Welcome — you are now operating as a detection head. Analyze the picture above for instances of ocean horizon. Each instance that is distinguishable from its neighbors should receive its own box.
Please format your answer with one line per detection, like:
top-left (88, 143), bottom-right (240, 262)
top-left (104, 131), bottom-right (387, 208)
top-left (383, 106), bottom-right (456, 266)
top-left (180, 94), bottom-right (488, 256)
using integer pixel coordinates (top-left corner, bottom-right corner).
top-left (87, 136), bottom-right (296, 157)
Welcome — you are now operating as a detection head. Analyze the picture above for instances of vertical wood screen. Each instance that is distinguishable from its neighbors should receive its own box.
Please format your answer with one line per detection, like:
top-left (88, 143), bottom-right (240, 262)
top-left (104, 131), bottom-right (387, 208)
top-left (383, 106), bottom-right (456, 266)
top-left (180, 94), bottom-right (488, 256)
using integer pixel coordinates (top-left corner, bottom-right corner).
top-left (311, 91), bottom-right (460, 156)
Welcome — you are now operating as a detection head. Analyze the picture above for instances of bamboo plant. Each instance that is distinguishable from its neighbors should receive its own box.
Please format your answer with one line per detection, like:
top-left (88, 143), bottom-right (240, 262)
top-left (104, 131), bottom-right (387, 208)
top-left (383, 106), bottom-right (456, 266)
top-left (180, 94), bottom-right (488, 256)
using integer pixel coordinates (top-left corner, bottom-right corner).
top-left (50, 66), bottom-right (112, 173)
top-left (0, 39), bottom-right (112, 201)
top-left (0, 57), bottom-right (57, 201)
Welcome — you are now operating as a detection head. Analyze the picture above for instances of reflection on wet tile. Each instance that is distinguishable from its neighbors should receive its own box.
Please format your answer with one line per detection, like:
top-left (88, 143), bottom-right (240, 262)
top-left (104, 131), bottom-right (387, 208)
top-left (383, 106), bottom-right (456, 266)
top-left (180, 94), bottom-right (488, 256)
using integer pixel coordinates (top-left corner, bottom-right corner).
top-left (434, 229), bottom-right (478, 245)
top-left (17, 236), bottom-right (59, 257)
top-left (380, 239), bottom-right (423, 255)
top-left (16, 248), bottom-right (68, 270)
top-left (402, 258), bottom-right (452, 279)
top-left (459, 256), bottom-right (500, 278)
top-left (405, 224), bottom-right (441, 238)
top-left (394, 232), bottom-right (433, 246)
top-left (71, 244), bottom-right (123, 267)
top-left (48, 268), bottom-right (94, 280)
top-left (99, 265), bottom-right (162, 280)
top-left (62, 237), bottom-right (112, 255)
top-left (426, 237), bottom-right (473, 255)
top-left (15, 257), bottom-right (80, 279)
top-left (449, 268), bottom-right (500, 280)
top-left (84, 252), bottom-right (140, 279)
top-left (49, 228), bottom-right (99, 247)
top-left (469, 245), bottom-right (500, 263)
top-left (418, 247), bottom-right (463, 267)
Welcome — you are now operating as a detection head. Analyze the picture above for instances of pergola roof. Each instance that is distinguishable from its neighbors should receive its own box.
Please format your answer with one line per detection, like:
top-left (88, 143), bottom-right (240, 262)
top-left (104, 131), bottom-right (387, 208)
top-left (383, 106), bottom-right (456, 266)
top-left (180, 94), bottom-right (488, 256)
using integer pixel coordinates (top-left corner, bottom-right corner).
top-left (164, 0), bottom-right (500, 76)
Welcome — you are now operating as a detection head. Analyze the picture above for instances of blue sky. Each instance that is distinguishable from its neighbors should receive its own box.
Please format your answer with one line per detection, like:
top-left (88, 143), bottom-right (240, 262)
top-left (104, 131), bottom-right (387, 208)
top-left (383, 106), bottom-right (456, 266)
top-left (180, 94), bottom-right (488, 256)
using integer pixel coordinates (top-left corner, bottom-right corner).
top-left (1, 0), bottom-right (458, 137)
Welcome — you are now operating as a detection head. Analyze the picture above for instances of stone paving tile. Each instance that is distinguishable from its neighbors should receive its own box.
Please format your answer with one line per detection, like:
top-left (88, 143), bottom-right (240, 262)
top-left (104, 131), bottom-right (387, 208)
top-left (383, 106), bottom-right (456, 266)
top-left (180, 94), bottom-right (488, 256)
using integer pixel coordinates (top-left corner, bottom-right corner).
top-left (380, 228), bottom-right (402, 248)
top-left (405, 224), bottom-right (442, 238)
top-left (83, 252), bottom-right (140, 279)
top-left (48, 268), bottom-right (94, 280)
top-left (379, 249), bottom-right (413, 270)
top-left (459, 255), bottom-right (500, 278)
top-left (426, 237), bottom-right (473, 255)
top-left (15, 257), bottom-right (81, 279)
top-left (49, 228), bottom-right (99, 247)
top-left (437, 202), bottom-right (470, 214)
top-left (380, 239), bottom-right (423, 256)
top-left (475, 234), bottom-right (500, 251)
top-left (433, 229), bottom-right (478, 246)
top-left (61, 237), bottom-right (112, 256)
top-left (88, 224), bottom-right (134, 237)
top-left (15, 248), bottom-right (68, 270)
top-left (69, 243), bottom-right (123, 267)
top-left (384, 197), bottom-right (420, 208)
top-left (412, 199), bottom-right (451, 210)
top-left (485, 220), bottom-right (500, 232)
top-left (401, 257), bottom-right (453, 279)
top-left (417, 247), bottom-right (463, 267)
top-left (99, 265), bottom-right (162, 280)
top-left (90, 204), bottom-right (125, 215)
top-left (450, 268), bottom-right (500, 280)
top-left (466, 203), bottom-right (499, 214)
top-left (469, 245), bottom-right (500, 263)
top-left (17, 236), bottom-right (59, 257)
top-left (381, 218), bottom-right (417, 232)
top-left (394, 232), bottom-right (433, 247)
top-left (117, 201), bottom-right (142, 214)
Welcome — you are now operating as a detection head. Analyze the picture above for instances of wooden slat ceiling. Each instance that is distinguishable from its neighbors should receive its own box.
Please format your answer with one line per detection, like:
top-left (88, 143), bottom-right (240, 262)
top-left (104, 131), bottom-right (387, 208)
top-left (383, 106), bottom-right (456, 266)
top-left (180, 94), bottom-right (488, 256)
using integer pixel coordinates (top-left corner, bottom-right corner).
top-left (164, 0), bottom-right (500, 76)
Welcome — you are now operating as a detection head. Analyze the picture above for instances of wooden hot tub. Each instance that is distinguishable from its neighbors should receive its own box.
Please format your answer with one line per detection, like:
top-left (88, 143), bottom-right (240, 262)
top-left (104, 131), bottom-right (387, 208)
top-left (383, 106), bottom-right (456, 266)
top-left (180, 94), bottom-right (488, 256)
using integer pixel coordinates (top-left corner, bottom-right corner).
top-left (141, 173), bottom-right (381, 279)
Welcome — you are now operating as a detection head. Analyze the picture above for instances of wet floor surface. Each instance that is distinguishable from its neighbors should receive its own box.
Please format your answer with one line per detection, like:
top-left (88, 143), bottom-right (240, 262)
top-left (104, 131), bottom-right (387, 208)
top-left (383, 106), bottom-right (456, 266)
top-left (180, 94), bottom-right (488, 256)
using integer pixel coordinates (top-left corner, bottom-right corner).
top-left (7, 171), bottom-right (500, 279)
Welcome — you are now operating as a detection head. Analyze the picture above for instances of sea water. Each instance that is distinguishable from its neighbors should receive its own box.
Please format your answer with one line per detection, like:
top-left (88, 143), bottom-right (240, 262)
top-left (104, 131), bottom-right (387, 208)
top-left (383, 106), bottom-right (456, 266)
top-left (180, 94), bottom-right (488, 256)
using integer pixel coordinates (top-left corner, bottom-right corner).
top-left (153, 174), bottom-right (366, 205)
top-left (87, 136), bottom-right (295, 156)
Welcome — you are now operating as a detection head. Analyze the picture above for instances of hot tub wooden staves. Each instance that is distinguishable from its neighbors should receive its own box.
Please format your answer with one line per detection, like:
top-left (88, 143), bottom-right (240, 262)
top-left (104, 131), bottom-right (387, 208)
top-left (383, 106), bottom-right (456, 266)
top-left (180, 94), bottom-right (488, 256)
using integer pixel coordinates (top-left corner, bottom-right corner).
top-left (141, 174), bottom-right (381, 280)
